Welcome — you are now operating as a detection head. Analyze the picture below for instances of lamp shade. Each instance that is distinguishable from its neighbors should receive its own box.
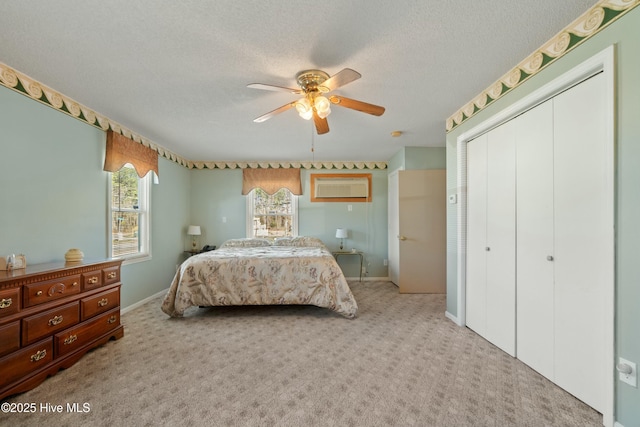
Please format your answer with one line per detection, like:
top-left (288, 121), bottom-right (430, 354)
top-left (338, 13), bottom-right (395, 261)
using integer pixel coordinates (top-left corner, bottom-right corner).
top-left (187, 225), bottom-right (201, 236)
top-left (335, 228), bottom-right (348, 239)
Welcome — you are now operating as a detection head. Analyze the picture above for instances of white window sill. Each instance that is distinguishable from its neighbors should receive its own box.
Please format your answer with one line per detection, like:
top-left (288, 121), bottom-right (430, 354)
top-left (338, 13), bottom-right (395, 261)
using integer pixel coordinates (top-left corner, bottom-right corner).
top-left (116, 253), bottom-right (152, 266)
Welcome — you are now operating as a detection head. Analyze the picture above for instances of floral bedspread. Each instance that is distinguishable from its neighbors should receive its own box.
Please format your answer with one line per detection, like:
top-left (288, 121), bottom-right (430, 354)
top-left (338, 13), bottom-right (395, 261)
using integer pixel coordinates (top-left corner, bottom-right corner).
top-left (161, 245), bottom-right (358, 318)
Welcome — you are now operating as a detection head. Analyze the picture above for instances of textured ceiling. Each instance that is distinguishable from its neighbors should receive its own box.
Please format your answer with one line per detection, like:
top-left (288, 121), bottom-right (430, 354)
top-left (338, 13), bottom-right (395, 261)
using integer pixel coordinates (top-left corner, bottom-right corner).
top-left (0, 0), bottom-right (597, 163)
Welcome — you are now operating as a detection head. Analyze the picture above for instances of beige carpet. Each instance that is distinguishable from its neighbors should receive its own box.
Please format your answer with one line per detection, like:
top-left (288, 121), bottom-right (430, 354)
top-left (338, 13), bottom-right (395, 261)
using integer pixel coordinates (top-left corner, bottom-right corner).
top-left (3, 281), bottom-right (601, 427)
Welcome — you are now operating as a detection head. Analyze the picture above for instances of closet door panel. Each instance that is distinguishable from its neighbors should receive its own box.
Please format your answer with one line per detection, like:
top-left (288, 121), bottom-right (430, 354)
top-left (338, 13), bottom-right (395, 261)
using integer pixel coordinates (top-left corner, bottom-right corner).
top-left (553, 73), bottom-right (608, 412)
top-left (515, 100), bottom-right (555, 378)
top-left (485, 121), bottom-right (516, 356)
top-left (465, 134), bottom-right (488, 335)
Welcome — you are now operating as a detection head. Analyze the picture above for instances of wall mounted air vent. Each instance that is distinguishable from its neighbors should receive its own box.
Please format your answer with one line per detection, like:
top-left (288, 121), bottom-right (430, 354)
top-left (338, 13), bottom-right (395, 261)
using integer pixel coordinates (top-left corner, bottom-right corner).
top-left (310, 173), bottom-right (372, 202)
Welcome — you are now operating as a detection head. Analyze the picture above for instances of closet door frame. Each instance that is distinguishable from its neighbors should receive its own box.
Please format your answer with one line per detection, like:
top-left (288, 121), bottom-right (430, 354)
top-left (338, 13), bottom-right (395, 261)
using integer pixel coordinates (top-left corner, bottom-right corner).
top-left (455, 45), bottom-right (615, 426)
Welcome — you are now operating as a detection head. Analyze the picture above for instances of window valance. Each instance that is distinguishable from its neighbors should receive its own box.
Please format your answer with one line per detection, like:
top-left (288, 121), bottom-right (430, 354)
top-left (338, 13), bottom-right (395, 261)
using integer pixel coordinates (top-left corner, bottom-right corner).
top-left (242, 168), bottom-right (302, 195)
top-left (103, 130), bottom-right (159, 178)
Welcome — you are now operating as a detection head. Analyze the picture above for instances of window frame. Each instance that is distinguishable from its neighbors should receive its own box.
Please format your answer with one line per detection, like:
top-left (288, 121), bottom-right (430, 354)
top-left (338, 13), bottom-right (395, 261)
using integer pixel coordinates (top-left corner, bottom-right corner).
top-left (108, 165), bottom-right (152, 264)
top-left (246, 188), bottom-right (298, 239)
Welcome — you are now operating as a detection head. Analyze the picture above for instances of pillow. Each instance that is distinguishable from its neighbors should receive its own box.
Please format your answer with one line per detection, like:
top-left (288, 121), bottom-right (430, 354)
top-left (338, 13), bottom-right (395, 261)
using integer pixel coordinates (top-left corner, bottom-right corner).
top-left (273, 236), bottom-right (326, 248)
top-left (219, 238), bottom-right (272, 248)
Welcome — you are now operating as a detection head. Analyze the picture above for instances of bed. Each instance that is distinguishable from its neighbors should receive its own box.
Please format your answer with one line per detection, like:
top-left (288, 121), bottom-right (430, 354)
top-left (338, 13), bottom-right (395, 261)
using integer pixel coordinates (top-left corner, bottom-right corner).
top-left (161, 236), bottom-right (358, 318)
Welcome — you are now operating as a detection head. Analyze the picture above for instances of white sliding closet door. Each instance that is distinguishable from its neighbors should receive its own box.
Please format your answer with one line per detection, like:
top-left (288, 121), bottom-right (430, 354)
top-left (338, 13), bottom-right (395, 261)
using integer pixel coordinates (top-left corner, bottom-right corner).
top-left (485, 120), bottom-right (516, 356)
top-left (466, 122), bottom-right (516, 357)
top-left (466, 134), bottom-right (488, 336)
top-left (553, 73), bottom-right (608, 412)
top-left (516, 100), bottom-right (555, 379)
top-left (463, 51), bottom-right (613, 422)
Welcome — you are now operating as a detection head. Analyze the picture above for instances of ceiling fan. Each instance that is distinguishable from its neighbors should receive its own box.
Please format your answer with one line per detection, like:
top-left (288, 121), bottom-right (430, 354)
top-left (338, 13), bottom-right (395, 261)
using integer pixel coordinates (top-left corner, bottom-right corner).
top-left (248, 68), bottom-right (385, 135)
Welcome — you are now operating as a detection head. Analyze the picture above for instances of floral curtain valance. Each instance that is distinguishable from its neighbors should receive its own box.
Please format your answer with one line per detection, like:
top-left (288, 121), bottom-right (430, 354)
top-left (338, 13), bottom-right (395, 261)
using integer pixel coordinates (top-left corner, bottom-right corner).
top-left (103, 130), bottom-right (159, 177)
top-left (242, 168), bottom-right (302, 195)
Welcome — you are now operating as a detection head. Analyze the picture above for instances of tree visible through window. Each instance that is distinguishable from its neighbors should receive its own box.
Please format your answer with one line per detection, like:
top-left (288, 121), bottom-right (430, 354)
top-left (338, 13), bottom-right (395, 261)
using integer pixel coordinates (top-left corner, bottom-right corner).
top-left (248, 188), bottom-right (297, 239)
top-left (110, 164), bottom-right (149, 259)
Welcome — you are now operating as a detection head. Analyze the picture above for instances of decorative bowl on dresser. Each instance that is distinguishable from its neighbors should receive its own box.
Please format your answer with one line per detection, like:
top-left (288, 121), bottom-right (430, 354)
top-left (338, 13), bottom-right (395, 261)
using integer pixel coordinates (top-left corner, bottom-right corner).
top-left (0, 258), bottom-right (124, 401)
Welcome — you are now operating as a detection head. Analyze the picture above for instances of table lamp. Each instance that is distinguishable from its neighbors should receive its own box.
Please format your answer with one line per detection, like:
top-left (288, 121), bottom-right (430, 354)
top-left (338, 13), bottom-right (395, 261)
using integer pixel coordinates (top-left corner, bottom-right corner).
top-left (335, 228), bottom-right (348, 250)
top-left (187, 225), bottom-right (201, 250)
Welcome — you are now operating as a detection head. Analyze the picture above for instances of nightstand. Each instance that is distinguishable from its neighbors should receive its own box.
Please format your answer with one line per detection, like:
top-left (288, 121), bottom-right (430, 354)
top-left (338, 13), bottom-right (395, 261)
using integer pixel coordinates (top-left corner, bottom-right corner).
top-left (332, 251), bottom-right (364, 282)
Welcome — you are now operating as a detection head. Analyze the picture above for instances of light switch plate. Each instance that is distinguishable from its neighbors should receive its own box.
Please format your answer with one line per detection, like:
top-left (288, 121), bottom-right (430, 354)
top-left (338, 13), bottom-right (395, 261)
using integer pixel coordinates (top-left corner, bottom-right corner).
top-left (618, 357), bottom-right (637, 388)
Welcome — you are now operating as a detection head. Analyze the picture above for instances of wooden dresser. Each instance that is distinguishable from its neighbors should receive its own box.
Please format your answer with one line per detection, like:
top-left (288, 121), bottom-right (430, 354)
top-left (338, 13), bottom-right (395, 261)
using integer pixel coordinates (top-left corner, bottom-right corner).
top-left (0, 259), bottom-right (124, 401)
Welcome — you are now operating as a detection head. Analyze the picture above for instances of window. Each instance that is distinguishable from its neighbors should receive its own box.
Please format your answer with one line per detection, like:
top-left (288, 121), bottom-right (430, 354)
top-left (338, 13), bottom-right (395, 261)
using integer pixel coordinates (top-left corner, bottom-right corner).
top-left (109, 164), bottom-right (151, 262)
top-left (246, 188), bottom-right (298, 239)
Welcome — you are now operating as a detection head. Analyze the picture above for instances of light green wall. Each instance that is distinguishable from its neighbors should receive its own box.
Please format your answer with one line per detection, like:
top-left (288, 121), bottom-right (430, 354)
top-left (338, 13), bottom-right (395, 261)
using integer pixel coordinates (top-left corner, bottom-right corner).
top-left (120, 157), bottom-right (191, 308)
top-left (0, 84), bottom-right (191, 309)
top-left (190, 168), bottom-right (245, 247)
top-left (189, 168), bottom-right (389, 278)
top-left (299, 169), bottom-right (388, 278)
top-left (446, 8), bottom-right (640, 425)
top-left (0, 85), bottom-right (107, 263)
top-left (388, 146), bottom-right (446, 171)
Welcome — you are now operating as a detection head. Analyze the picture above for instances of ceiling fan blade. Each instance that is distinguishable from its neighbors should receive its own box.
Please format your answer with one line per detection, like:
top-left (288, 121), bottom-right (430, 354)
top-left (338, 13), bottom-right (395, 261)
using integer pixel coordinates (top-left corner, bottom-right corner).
top-left (247, 83), bottom-right (302, 94)
top-left (253, 102), bottom-right (296, 123)
top-left (313, 111), bottom-right (330, 134)
top-left (320, 68), bottom-right (361, 92)
top-left (329, 95), bottom-right (385, 116)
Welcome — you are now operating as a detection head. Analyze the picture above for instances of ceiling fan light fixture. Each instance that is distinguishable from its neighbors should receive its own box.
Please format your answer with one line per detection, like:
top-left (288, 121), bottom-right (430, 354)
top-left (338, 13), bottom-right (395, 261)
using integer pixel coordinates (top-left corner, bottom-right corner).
top-left (314, 96), bottom-right (331, 119)
top-left (295, 98), bottom-right (313, 120)
top-left (249, 68), bottom-right (384, 133)
top-left (317, 108), bottom-right (331, 119)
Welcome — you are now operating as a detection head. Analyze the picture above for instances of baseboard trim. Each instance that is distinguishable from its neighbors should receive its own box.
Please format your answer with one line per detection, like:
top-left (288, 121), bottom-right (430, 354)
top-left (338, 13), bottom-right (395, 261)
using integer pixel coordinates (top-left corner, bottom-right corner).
top-left (445, 311), bottom-right (463, 326)
top-left (121, 288), bottom-right (168, 314)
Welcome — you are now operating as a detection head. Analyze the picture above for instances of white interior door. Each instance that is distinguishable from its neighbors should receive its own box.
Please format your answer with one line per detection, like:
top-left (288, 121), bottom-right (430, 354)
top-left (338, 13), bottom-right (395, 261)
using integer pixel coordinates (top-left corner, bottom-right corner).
top-left (553, 72), bottom-right (609, 412)
top-left (388, 170), bottom-right (400, 285)
top-left (485, 120), bottom-right (516, 356)
top-left (516, 99), bottom-right (555, 378)
top-left (465, 134), bottom-right (488, 335)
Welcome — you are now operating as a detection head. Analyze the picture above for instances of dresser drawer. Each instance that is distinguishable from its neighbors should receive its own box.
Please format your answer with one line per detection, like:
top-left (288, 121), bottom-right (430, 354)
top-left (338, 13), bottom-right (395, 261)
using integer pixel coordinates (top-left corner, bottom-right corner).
top-left (82, 269), bottom-right (103, 291)
top-left (103, 266), bottom-right (120, 285)
top-left (81, 287), bottom-right (120, 321)
top-left (23, 275), bottom-right (81, 308)
top-left (0, 338), bottom-right (52, 388)
top-left (0, 287), bottom-right (20, 318)
top-left (55, 308), bottom-right (120, 358)
top-left (0, 321), bottom-right (20, 357)
top-left (22, 302), bottom-right (80, 346)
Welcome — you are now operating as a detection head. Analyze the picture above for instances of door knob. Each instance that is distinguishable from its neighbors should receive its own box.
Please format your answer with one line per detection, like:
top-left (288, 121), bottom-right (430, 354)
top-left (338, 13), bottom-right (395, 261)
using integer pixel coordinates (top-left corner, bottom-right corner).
top-left (485, 247), bottom-right (490, 251)
top-left (547, 255), bottom-right (554, 261)
top-left (398, 235), bottom-right (407, 241)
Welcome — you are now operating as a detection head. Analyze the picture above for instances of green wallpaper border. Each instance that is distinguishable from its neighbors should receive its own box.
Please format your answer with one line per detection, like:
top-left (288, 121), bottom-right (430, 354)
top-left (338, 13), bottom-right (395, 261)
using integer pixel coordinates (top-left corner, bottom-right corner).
top-left (446, 0), bottom-right (640, 133)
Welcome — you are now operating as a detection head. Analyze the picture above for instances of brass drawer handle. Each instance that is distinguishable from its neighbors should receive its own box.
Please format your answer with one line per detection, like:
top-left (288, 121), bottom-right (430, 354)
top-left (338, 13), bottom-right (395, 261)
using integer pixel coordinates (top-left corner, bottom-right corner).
top-left (98, 298), bottom-right (109, 307)
top-left (0, 298), bottom-right (12, 309)
top-left (71, 281), bottom-right (78, 287)
top-left (64, 334), bottom-right (78, 345)
top-left (88, 277), bottom-right (99, 284)
top-left (107, 315), bottom-right (117, 324)
top-left (36, 290), bottom-right (43, 296)
top-left (30, 349), bottom-right (47, 362)
top-left (48, 283), bottom-right (65, 296)
top-left (48, 315), bottom-right (64, 326)
top-left (107, 272), bottom-right (117, 279)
